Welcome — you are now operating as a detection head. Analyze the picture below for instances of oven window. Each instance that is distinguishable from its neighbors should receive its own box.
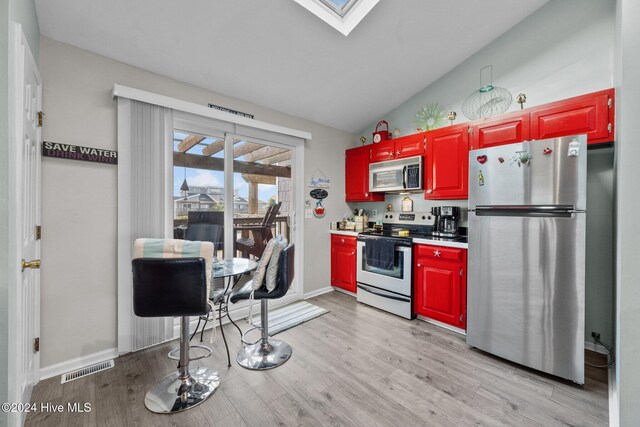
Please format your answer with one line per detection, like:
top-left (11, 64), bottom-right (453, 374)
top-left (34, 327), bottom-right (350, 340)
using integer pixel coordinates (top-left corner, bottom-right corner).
top-left (362, 250), bottom-right (404, 279)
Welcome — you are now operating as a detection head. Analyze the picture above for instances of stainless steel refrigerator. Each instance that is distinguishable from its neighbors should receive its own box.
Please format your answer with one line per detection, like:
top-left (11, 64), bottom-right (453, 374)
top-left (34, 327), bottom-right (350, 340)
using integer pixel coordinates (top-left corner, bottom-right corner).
top-left (467, 135), bottom-right (586, 384)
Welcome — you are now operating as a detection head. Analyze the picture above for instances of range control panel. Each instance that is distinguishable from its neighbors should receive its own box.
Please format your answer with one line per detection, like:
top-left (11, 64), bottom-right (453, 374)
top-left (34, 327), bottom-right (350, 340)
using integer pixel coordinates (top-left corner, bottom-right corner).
top-left (382, 212), bottom-right (435, 226)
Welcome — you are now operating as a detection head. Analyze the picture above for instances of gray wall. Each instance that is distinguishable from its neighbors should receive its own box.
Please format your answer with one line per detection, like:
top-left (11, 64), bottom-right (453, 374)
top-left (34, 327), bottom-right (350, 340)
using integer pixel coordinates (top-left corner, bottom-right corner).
top-left (39, 37), bottom-right (354, 369)
top-left (1, 1), bottom-right (39, 425)
top-left (354, 0), bottom-right (616, 347)
top-left (614, 0), bottom-right (640, 424)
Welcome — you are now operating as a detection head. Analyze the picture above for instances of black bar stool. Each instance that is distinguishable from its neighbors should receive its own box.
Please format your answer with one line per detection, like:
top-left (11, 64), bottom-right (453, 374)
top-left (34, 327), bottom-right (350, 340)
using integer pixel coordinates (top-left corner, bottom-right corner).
top-left (230, 244), bottom-right (295, 370)
top-left (132, 257), bottom-right (219, 413)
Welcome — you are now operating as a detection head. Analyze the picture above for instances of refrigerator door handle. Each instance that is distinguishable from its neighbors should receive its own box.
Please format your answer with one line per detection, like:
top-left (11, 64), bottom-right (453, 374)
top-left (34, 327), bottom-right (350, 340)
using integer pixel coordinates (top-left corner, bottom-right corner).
top-left (475, 204), bottom-right (576, 211)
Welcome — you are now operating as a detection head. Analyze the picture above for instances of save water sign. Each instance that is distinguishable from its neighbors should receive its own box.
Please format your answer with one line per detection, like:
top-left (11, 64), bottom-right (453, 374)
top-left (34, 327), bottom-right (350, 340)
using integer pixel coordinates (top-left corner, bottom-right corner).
top-left (42, 141), bottom-right (117, 165)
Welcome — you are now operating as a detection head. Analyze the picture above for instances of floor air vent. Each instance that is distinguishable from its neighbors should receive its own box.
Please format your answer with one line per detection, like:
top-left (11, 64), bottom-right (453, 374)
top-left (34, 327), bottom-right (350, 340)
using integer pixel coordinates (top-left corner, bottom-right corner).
top-left (61, 359), bottom-right (115, 384)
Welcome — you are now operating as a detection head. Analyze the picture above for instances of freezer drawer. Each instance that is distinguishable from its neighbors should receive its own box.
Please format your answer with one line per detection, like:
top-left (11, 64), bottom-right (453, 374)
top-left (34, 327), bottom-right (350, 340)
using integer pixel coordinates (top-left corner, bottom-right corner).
top-left (356, 284), bottom-right (413, 320)
top-left (467, 212), bottom-right (585, 383)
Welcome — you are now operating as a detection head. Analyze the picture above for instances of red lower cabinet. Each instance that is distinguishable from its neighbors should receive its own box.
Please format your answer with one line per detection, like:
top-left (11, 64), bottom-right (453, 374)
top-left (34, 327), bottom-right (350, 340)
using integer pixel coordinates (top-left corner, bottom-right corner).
top-left (331, 235), bottom-right (357, 293)
top-left (414, 244), bottom-right (467, 330)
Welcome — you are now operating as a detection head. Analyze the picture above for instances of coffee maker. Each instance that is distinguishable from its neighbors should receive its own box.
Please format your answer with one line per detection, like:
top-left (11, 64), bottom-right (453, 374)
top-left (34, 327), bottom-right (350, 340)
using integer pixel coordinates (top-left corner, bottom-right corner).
top-left (431, 206), bottom-right (460, 238)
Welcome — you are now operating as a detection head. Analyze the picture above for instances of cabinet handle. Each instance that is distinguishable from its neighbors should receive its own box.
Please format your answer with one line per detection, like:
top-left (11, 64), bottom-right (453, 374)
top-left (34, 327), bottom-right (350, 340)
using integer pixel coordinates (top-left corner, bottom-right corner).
top-left (396, 150), bottom-right (401, 156)
top-left (417, 264), bottom-right (421, 267)
top-left (434, 250), bottom-right (441, 257)
top-left (352, 251), bottom-right (356, 255)
top-left (364, 192), bottom-right (369, 198)
top-left (341, 238), bottom-right (345, 244)
top-left (389, 153), bottom-right (394, 158)
top-left (426, 189), bottom-right (433, 194)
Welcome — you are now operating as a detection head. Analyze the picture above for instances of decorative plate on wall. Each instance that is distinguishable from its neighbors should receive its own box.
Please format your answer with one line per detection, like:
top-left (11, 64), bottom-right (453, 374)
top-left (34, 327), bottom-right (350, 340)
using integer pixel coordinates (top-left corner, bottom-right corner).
top-left (415, 102), bottom-right (447, 131)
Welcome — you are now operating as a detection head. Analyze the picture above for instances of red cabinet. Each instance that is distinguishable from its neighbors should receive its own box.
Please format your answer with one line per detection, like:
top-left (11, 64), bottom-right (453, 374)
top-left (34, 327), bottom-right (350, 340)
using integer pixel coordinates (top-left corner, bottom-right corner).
top-left (345, 146), bottom-right (384, 202)
top-left (469, 111), bottom-right (531, 150)
top-left (424, 124), bottom-right (469, 200)
top-left (331, 235), bottom-right (357, 293)
top-left (370, 133), bottom-right (426, 162)
top-left (530, 88), bottom-right (614, 145)
top-left (414, 244), bottom-right (467, 329)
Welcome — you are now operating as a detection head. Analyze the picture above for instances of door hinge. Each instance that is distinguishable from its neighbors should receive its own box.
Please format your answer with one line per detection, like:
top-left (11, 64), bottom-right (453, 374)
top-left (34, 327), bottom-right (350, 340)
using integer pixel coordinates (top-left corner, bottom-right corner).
top-left (37, 111), bottom-right (44, 127)
top-left (467, 127), bottom-right (473, 135)
top-left (33, 337), bottom-right (40, 353)
top-left (35, 225), bottom-right (41, 240)
top-left (423, 136), bottom-right (427, 150)
top-left (459, 314), bottom-right (464, 324)
top-left (608, 98), bottom-right (613, 108)
top-left (608, 123), bottom-right (612, 133)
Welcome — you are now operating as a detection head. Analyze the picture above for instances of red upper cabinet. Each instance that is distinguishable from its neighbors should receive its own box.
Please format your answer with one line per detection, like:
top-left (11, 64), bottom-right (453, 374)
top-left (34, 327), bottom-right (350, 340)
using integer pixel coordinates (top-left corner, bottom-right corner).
top-left (424, 124), bottom-right (469, 200)
top-left (394, 133), bottom-right (426, 159)
top-left (530, 88), bottom-right (614, 145)
top-left (370, 133), bottom-right (426, 162)
top-left (469, 111), bottom-right (531, 150)
top-left (345, 146), bottom-right (384, 202)
top-left (370, 140), bottom-right (395, 162)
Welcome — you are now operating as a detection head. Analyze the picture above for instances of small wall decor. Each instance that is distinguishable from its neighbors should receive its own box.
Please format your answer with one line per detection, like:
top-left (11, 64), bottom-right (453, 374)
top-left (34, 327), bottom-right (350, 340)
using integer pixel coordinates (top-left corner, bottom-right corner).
top-left (415, 102), bottom-right (447, 131)
top-left (42, 141), bottom-right (117, 165)
top-left (310, 188), bottom-right (328, 218)
top-left (308, 168), bottom-right (330, 188)
top-left (401, 196), bottom-right (413, 212)
top-left (516, 93), bottom-right (527, 109)
top-left (447, 111), bottom-right (457, 125)
top-left (360, 136), bottom-right (367, 146)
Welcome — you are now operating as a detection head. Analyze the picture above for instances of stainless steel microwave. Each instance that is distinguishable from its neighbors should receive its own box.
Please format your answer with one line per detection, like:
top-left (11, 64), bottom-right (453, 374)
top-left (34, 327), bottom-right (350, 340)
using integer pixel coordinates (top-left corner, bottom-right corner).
top-left (369, 155), bottom-right (422, 192)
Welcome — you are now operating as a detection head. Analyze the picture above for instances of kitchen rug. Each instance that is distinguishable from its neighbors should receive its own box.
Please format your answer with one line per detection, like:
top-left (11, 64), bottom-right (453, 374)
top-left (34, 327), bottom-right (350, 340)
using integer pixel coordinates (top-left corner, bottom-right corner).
top-left (250, 301), bottom-right (329, 336)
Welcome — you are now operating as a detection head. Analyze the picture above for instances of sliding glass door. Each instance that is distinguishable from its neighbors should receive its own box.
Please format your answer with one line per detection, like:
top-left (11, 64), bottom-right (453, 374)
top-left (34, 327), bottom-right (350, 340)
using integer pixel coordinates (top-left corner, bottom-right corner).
top-left (171, 117), bottom-right (300, 304)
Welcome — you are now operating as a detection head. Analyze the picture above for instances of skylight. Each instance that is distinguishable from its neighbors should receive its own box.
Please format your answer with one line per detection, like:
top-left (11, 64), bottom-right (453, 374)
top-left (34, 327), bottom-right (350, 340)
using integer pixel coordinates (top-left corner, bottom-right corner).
top-left (294, 0), bottom-right (380, 36)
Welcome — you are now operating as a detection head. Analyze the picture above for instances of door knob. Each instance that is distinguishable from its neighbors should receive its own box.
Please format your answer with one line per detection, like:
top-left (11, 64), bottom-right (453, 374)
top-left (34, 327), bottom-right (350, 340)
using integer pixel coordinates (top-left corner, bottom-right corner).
top-left (21, 259), bottom-right (41, 271)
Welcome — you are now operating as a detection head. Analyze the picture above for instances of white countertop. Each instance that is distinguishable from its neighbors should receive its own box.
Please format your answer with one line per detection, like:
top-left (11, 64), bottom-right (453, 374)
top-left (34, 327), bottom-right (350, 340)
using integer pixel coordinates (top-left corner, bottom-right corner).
top-left (330, 229), bottom-right (468, 248)
top-left (413, 237), bottom-right (468, 249)
top-left (329, 230), bottom-right (359, 237)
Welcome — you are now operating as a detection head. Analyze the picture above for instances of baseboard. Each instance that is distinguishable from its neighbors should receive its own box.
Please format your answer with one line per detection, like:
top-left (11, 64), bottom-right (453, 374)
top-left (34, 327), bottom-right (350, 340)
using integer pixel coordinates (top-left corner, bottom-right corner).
top-left (584, 340), bottom-right (609, 355)
top-left (39, 348), bottom-right (119, 381)
top-left (417, 315), bottom-right (466, 336)
top-left (332, 287), bottom-right (356, 297)
top-left (303, 286), bottom-right (334, 299)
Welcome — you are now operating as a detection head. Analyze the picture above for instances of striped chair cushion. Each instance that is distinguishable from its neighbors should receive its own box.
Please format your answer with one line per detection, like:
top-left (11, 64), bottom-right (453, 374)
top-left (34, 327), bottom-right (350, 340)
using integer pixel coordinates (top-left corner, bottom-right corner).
top-left (133, 238), bottom-right (214, 300)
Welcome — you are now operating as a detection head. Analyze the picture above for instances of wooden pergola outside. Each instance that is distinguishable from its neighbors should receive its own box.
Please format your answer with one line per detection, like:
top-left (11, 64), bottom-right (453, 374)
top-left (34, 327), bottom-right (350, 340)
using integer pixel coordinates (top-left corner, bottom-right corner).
top-left (173, 134), bottom-right (292, 216)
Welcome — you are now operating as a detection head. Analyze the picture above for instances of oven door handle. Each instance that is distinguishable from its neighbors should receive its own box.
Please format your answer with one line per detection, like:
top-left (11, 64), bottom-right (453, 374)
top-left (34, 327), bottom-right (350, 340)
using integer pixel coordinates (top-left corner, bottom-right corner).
top-left (357, 284), bottom-right (411, 303)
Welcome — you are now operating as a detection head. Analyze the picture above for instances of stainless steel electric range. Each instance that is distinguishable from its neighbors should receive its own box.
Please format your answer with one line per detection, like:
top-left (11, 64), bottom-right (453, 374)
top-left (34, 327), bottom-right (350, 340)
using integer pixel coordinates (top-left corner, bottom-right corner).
top-left (356, 212), bottom-right (467, 319)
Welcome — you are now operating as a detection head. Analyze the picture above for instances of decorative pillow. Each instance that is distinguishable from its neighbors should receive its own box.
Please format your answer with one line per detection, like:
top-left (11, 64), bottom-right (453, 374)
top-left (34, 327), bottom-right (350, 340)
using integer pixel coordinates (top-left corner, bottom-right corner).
top-left (133, 238), bottom-right (214, 300)
top-left (266, 237), bottom-right (287, 292)
top-left (252, 238), bottom-right (278, 290)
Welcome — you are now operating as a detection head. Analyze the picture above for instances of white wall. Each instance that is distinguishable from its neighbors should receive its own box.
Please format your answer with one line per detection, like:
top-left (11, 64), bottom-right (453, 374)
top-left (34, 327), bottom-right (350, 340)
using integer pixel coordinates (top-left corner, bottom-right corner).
top-left (358, 0), bottom-right (614, 138)
top-left (39, 37), bottom-right (354, 369)
top-left (614, 0), bottom-right (640, 424)
top-left (355, 0), bottom-right (616, 347)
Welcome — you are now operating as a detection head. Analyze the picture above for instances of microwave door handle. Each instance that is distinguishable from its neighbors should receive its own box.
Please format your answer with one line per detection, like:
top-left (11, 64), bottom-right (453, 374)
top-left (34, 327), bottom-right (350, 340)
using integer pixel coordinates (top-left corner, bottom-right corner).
top-left (402, 165), bottom-right (407, 189)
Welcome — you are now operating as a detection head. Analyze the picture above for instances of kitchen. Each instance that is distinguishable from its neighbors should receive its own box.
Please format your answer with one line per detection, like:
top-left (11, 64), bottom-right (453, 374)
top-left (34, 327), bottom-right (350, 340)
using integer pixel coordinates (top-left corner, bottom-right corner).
top-left (4, 0), bottom-right (639, 426)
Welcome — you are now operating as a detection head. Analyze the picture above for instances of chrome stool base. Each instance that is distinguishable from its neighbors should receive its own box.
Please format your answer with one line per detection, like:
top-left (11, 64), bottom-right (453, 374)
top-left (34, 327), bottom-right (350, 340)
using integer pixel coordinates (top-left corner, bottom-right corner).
top-left (144, 367), bottom-right (219, 414)
top-left (237, 339), bottom-right (292, 370)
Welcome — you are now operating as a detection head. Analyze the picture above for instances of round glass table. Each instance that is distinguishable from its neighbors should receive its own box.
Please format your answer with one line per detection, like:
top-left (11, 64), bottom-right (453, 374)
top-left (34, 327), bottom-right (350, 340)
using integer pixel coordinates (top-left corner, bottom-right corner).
top-left (196, 258), bottom-right (258, 367)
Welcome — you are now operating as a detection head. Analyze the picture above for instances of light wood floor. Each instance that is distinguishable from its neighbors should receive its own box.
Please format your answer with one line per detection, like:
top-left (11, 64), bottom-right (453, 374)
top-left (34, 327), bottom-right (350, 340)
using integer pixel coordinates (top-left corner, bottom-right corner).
top-left (26, 291), bottom-right (609, 426)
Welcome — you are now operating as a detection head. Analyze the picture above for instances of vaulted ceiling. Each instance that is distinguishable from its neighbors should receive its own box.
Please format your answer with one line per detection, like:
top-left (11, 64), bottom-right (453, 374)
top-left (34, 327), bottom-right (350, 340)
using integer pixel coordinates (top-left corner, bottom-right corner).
top-left (35, 0), bottom-right (549, 133)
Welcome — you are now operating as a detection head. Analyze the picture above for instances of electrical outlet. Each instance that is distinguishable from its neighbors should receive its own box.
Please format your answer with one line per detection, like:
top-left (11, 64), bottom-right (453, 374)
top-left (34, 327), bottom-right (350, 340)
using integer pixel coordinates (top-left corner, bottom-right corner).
top-left (372, 209), bottom-right (378, 218)
top-left (592, 332), bottom-right (601, 341)
top-left (305, 209), bottom-right (313, 219)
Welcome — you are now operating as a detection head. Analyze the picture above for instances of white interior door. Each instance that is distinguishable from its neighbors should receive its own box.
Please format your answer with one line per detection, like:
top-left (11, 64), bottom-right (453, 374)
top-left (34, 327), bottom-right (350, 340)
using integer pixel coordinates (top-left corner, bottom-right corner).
top-left (9, 23), bottom-right (42, 420)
